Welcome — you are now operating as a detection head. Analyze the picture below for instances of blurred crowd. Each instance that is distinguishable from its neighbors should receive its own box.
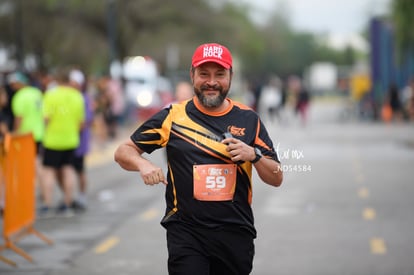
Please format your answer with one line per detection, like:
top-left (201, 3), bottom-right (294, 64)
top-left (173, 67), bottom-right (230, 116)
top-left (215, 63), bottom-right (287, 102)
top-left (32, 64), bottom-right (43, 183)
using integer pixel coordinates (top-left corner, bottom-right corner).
top-left (0, 66), bottom-right (126, 217)
top-left (0, 65), bottom-right (196, 218)
top-left (381, 77), bottom-right (414, 123)
top-left (246, 73), bottom-right (414, 126)
top-left (249, 74), bottom-right (311, 127)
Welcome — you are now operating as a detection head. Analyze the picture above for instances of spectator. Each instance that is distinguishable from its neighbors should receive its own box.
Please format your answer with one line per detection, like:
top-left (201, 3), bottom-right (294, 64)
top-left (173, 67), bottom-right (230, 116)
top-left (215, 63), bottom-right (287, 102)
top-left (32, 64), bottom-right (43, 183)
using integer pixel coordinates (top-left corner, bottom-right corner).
top-left (0, 87), bottom-right (10, 215)
top-left (99, 75), bottom-right (125, 139)
top-left (8, 72), bottom-right (45, 188)
top-left (295, 83), bottom-right (311, 126)
top-left (174, 81), bottom-right (194, 102)
top-left (8, 72), bottom-right (44, 149)
top-left (0, 87), bottom-right (11, 138)
top-left (93, 76), bottom-right (112, 146)
top-left (39, 67), bottom-right (85, 218)
top-left (388, 83), bottom-right (403, 122)
top-left (258, 75), bottom-right (283, 123)
top-left (69, 69), bottom-right (93, 211)
top-left (401, 77), bottom-right (414, 121)
top-left (1, 77), bottom-right (15, 131)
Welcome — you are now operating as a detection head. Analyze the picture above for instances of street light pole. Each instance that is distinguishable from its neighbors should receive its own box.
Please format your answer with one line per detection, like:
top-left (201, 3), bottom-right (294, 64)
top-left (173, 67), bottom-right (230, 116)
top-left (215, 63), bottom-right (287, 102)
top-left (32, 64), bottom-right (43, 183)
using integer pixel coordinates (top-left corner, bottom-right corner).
top-left (106, 0), bottom-right (117, 64)
top-left (14, 0), bottom-right (24, 71)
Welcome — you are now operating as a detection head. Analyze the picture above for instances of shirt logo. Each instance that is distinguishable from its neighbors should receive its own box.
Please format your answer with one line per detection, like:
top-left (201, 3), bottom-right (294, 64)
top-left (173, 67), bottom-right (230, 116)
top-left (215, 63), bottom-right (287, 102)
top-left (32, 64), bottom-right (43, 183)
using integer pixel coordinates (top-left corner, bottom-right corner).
top-left (203, 46), bottom-right (223, 59)
top-left (227, 125), bottom-right (245, 137)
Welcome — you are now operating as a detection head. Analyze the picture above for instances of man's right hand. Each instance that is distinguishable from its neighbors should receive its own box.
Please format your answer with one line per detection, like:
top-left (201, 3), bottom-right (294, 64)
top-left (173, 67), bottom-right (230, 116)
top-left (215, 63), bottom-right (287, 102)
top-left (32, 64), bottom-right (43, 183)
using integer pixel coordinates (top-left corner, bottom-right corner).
top-left (139, 162), bottom-right (168, 186)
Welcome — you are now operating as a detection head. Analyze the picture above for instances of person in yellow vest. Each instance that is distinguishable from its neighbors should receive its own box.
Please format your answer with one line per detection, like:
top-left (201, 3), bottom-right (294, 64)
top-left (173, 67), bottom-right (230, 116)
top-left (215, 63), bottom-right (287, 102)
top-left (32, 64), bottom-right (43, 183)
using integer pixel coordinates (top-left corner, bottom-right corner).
top-left (38, 67), bottom-right (85, 218)
top-left (8, 71), bottom-right (45, 191)
top-left (8, 72), bottom-right (44, 152)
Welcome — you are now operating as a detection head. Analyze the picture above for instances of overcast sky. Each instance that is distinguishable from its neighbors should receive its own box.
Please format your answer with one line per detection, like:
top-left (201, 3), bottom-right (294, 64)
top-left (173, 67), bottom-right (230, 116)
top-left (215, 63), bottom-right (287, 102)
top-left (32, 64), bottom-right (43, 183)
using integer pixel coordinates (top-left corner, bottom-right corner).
top-left (240, 0), bottom-right (392, 34)
top-left (235, 0), bottom-right (392, 50)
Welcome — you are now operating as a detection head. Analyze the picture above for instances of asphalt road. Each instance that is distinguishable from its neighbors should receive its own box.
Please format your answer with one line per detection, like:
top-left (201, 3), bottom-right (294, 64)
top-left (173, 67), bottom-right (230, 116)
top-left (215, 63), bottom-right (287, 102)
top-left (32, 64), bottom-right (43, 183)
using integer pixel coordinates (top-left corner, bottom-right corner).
top-left (1, 98), bottom-right (414, 275)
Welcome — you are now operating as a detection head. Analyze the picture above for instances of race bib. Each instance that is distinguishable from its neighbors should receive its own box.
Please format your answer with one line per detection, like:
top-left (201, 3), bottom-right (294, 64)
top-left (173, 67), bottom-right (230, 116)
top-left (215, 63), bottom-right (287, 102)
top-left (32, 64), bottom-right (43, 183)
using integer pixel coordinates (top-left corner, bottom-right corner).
top-left (193, 164), bottom-right (237, 201)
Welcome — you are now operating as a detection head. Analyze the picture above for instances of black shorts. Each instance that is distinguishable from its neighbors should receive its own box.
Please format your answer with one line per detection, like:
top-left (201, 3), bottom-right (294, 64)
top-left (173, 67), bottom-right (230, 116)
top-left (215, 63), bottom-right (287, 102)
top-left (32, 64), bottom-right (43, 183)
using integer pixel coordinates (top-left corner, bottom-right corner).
top-left (72, 155), bottom-right (85, 173)
top-left (35, 141), bottom-right (43, 156)
top-left (166, 222), bottom-right (255, 275)
top-left (42, 148), bottom-right (75, 169)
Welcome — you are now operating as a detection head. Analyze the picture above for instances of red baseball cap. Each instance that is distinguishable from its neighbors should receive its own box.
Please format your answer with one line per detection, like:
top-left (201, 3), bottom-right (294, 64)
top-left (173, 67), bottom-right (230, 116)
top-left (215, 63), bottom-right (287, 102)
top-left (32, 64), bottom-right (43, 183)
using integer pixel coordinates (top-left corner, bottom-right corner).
top-left (191, 43), bottom-right (232, 69)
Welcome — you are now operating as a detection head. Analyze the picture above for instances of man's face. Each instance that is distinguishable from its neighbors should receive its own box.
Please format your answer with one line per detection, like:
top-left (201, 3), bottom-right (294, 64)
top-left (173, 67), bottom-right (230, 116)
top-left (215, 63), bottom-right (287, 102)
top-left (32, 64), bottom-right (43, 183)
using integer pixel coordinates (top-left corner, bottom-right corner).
top-left (191, 62), bottom-right (232, 108)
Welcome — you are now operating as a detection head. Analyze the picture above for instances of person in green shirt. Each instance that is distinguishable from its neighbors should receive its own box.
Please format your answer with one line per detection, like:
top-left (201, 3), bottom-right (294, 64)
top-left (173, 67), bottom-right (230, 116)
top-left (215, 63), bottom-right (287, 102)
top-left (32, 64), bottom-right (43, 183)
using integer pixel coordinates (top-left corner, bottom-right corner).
top-left (8, 72), bottom-right (44, 151)
top-left (8, 71), bottom-right (45, 197)
top-left (39, 67), bottom-right (85, 218)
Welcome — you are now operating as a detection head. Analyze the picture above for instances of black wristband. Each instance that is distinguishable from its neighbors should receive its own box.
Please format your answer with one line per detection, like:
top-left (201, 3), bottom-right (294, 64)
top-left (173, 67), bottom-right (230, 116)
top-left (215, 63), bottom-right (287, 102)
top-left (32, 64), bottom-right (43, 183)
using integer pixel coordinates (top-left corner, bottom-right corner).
top-left (251, 147), bottom-right (262, 163)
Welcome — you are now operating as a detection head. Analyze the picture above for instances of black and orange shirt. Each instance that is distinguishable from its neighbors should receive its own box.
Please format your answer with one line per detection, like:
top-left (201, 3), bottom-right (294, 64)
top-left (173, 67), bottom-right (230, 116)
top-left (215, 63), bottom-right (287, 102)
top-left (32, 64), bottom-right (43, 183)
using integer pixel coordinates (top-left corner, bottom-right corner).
top-left (130, 97), bottom-right (279, 236)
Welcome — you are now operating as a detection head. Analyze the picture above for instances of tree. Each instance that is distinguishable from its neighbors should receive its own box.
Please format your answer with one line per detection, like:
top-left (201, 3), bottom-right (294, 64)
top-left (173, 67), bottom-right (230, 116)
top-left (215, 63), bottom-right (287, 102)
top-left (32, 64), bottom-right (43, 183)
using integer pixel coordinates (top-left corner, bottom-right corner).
top-left (0, 0), bottom-right (260, 74)
top-left (391, 0), bottom-right (414, 55)
top-left (0, 0), bottom-right (362, 77)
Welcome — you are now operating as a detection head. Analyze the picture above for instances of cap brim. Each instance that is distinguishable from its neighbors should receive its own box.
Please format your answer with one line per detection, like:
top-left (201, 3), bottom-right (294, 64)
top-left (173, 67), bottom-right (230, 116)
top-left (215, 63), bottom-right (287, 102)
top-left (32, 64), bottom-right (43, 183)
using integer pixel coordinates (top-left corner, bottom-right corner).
top-left (193, 59), bottom-right (231, 69)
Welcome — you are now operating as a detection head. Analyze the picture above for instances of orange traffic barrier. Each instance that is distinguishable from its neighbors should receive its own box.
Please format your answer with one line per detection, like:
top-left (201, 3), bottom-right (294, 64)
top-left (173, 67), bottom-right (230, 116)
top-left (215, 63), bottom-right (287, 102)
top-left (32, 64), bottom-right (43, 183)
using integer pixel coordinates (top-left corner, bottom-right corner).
top-left (0, 133), bottom-right (53, 267)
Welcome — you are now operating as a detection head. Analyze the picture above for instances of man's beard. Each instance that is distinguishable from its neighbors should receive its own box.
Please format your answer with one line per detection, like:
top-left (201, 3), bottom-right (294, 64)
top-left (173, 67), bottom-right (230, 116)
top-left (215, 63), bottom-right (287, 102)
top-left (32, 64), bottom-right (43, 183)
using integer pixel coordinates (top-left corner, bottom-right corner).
top-left (194, 84), bottom-right (229, 108)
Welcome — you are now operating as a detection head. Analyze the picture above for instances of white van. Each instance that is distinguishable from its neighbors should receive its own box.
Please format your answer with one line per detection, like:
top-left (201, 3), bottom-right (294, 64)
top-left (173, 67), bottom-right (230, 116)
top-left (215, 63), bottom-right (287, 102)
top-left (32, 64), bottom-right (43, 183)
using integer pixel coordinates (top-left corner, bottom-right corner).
top-left (123, 56), bottom-right (173, 120)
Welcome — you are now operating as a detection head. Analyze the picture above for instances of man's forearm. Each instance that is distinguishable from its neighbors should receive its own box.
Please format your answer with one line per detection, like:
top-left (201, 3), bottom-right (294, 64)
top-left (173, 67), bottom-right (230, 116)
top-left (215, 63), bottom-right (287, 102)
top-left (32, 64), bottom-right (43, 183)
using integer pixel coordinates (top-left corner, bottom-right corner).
top-left (254, 158), bottom-right (283, 187)
top-left (114, 142), bottom-right (145, 171)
